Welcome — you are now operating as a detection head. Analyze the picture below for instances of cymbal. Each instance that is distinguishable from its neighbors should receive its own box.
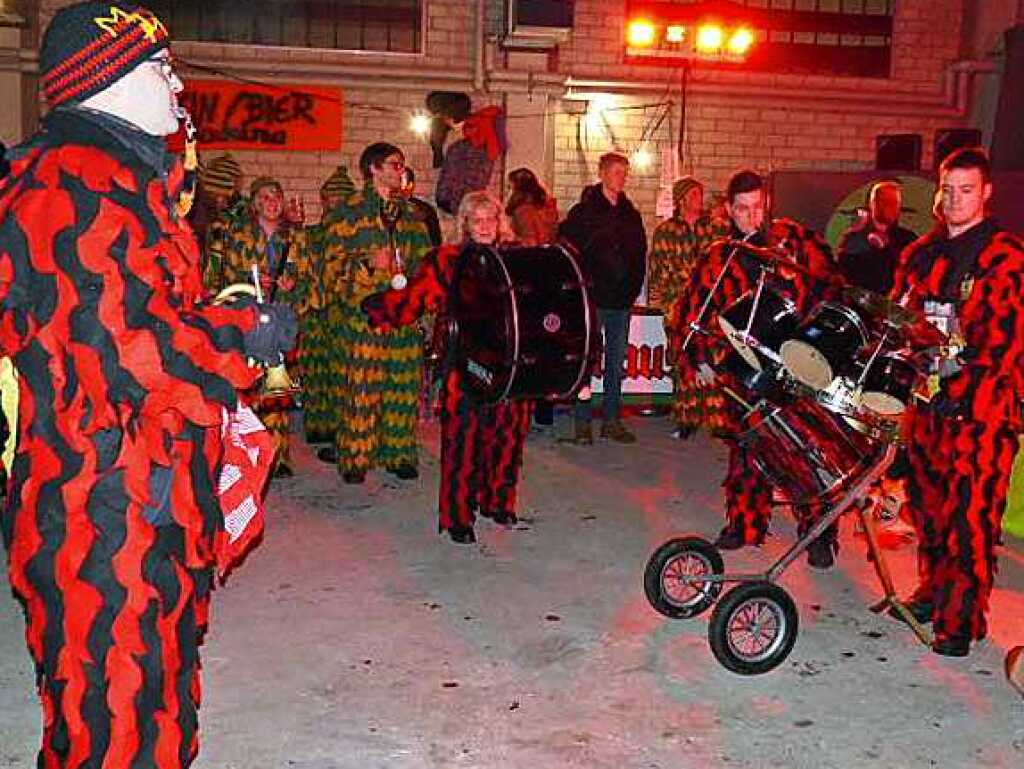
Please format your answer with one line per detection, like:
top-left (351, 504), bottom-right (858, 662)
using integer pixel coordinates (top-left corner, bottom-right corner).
top-left (719, 239), bottom-right (815, 277)
top-left (842, 285), bottom-right (947, 346)
top-left (843, 285), bottom-right (917, 325)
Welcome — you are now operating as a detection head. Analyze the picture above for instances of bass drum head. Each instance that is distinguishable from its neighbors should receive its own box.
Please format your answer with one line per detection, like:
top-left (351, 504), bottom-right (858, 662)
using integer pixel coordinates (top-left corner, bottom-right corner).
top-left (450, 244), bottom-right (594, 403)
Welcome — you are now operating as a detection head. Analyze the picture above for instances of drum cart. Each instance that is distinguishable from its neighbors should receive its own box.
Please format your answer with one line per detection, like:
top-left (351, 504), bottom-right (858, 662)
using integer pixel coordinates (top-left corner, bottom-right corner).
top-left (651, 238), bottom-right (943, 675)
top-left (644, 440), bottom-right (933, 675)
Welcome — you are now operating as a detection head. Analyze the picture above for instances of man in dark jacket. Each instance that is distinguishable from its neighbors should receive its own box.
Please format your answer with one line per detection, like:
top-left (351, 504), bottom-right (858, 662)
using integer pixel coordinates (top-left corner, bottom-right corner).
top-left (559, 152), bottom-right (647, 443)
top-left (837, 180), bottom-right (918, 295)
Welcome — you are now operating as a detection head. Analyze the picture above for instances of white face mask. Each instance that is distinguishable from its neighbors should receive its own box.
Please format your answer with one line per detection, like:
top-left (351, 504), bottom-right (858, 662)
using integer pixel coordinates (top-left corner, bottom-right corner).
top-left (81, 53), bottom-right (184, 137)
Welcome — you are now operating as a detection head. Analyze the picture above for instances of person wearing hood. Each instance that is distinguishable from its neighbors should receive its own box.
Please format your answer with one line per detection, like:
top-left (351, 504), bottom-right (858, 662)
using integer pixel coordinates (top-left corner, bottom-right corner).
top-left (0, 3), bottom-right (296, 765)
top-left (649, 176), bottom-right (729, 440)
top-left (558, 152), bottom-right (647, 444)
top-left (888, 148), bottom-right (1024, 658)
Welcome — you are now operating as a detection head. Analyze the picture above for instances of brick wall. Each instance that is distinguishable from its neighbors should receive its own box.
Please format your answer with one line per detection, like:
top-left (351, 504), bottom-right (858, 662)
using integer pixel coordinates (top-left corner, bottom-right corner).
top-left (31, 0), bottom-right (994, 231)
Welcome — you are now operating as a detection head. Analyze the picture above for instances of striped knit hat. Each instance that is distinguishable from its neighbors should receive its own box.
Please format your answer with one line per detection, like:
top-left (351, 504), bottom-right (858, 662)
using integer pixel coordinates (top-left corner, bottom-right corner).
top-left (40, 3), bottom-right (170, 108)
top-left (199, 154), bottom-right (242, 197)
top-left (320, 165), bottom-right (356, 198)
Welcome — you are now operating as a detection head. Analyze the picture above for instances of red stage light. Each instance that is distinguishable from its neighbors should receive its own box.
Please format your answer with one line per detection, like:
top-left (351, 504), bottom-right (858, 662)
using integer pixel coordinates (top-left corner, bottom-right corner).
top-left (626, 19), bottom-right (657, 48)
top-left (728, 27), bottom-right (755, 56)
top-left (695, 24), bottom-right (724, 54)
top-left (665, 25), bottom-right (686, 44)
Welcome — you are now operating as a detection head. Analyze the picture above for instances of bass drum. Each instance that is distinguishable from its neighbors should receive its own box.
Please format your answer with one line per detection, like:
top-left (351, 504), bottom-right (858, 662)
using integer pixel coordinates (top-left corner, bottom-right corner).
top-left (450, 243), bottom-right (596, 403)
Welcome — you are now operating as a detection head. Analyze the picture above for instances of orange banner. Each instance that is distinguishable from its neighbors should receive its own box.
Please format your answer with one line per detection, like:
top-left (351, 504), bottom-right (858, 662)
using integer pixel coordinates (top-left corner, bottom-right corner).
top-left (173, 79), bottom-right (343, 151)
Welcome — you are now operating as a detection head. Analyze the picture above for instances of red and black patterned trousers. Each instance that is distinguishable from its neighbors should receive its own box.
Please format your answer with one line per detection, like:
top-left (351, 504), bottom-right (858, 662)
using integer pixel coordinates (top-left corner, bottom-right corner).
top-left (438, 372), bottom-right (531, 530)
top-left (9, 507), bottom-right (210, 769)
top-left (905, 407), bottom-right (1017, 642)
top-left (721, 442), bottom-right (834, 545)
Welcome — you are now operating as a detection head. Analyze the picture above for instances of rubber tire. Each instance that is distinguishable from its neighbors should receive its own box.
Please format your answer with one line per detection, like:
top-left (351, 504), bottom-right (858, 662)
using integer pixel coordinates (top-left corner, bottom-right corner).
top-left (644, 536), bottom-right (724, 619)
top-left (708, 581), bottom-right (799, 675)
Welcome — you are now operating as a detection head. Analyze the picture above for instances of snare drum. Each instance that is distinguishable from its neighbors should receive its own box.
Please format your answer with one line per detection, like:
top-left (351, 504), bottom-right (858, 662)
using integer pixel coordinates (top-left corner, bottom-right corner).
top-left (718, 288), bottom-right (800, 373)
top-left (859, 352), bottom-right (919, 416)
top-left (738, 399), bottom-right (877, 504)
top-left (781, 301), bottom-right (868, 391)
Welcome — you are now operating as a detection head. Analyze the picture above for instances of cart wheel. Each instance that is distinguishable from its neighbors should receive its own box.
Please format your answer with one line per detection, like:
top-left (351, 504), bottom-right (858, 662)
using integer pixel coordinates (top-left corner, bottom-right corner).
top-left (708, 581), bottom-right (799, 675)
top-left (644, 536), bottom-right (724, 619)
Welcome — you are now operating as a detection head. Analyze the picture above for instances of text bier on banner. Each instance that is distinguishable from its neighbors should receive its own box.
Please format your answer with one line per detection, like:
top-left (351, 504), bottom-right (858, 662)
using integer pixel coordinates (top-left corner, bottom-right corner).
top-left (169, 79), bottom-right (344, 152)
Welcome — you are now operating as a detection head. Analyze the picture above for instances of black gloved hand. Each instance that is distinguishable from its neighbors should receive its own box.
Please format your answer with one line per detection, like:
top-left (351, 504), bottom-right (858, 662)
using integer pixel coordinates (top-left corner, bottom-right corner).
top-left (243, 302), bottom-right (298, 365)
top-left (930, 392), bottom-right (965, 421)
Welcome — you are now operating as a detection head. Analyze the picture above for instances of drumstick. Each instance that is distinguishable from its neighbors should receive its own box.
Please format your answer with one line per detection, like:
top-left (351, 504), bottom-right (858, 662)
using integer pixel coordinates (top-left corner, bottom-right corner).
top-left (251, 263), bottom-right (264, 304)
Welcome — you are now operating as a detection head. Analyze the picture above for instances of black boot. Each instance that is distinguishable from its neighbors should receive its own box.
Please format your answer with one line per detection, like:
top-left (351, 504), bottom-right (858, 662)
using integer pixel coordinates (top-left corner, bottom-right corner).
top-left (388, 464), bottom-right (419, 480)
top-left (446, 524), bottom-right (476, 544)
top-left (806, 536), bottom-right (837, 570)
top-left (713, 527), bottom-right (747, 551)
top-left (317, 446), bottom-right (338, 464)
top-left (932, 634), bottom-right (971, 657)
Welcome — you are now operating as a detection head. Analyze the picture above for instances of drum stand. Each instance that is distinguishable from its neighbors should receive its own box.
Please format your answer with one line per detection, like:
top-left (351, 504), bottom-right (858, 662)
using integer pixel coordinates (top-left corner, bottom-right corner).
top-left (858, 497), bottom-right (934, 646)
top-left (750, 441), bottom-right (932, 646)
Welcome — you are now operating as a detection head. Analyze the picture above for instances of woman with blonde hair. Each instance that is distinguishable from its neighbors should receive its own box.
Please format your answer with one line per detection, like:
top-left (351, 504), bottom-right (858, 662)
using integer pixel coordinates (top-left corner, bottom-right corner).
top-left (362, 190), bottom-right (531, 543)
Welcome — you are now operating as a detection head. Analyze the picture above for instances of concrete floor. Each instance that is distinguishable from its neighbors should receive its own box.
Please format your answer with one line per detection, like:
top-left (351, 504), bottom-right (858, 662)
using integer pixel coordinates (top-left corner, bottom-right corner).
top-left (2, 416), bottom-right (1023, 768)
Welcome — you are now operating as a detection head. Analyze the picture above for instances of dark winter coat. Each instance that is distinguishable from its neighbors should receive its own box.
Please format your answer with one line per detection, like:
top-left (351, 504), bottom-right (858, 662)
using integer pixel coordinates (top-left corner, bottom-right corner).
top-left (558, 184), bottom-right (647, 310)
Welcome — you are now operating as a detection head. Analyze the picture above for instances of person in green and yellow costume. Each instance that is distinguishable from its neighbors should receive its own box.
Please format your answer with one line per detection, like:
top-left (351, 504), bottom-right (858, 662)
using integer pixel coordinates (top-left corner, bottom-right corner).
top-left (204, 176), bottom-right (315, 477)
top-left (301, 165), bottom-right (357, 444)
top-left (649, 177), bottom-right (729, 439)
top-left (318, 143), bottom-right (432, 484)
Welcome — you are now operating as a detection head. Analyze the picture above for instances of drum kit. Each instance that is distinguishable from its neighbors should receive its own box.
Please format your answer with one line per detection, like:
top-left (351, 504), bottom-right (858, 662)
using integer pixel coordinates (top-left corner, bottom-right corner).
top-left (645, 239), bottom-right (947, 675)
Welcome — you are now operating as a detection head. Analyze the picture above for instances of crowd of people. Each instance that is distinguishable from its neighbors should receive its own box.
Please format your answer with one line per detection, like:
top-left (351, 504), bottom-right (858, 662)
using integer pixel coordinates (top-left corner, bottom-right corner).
top-left (1, 3), bottom-right (1023, 768)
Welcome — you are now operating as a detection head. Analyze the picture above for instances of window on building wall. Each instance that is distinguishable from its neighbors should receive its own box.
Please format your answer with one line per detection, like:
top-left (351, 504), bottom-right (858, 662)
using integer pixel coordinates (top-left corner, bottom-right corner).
top-left (626, 0), bottom-right (895, 77)
top-left (147, 0), bottom-right (424, 53)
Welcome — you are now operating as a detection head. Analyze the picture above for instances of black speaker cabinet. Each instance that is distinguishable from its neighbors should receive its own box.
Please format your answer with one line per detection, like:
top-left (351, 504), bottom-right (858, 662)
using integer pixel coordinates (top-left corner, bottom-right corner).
top-left (934, 128), bottom-right (983, 170)
top-left (875, 134), bottom-right (922, 172)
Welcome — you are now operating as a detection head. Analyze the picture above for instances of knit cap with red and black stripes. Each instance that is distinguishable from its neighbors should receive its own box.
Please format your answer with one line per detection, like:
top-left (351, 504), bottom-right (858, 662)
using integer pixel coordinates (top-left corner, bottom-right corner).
top-left (40, 2), bottom-right (169, 108)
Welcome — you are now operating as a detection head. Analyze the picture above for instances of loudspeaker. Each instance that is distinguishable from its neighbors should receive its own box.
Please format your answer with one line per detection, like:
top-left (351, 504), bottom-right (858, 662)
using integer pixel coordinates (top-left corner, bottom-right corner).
top-left (992, 26), bottom-right (1024, 170)
top-left (934, 128), bottom-right (982, 169)
top-left (511, 0), bottom-right (574, 29)
top-left (875, 134), bottom-right (922, 172)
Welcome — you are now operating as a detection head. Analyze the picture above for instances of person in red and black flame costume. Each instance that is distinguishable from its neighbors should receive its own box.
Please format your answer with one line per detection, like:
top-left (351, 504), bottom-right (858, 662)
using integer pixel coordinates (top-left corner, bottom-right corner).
top-left (888, 147), bottom-right (1024, 657)
top-left (669, 170), bottom-right (840, 568)
top-left (362, 191), bottom-right (531, 545)
top-left (0, 4), bottom-right (296, 766)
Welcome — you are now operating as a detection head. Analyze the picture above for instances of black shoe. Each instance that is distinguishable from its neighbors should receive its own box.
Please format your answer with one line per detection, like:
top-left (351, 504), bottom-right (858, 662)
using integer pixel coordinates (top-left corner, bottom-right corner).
top-left (389, 464), bottom-right (419, 480)
top-left (932, 635), bottom-right (971, 657)
top-left (488, 511), bottom-right (517, 526)
top-left (341, 470), bottom-right (365, 484)
top-left (670, 425), bottom-right (696, 440)
top-left (317, 447), bottom-right (338, 464)
top-left (272, 463), bottom-right (295, 479)
top-left (447, 525), bottom-right (476, 544)
top-left (888, 598), bottom-right (933, 626)
top-left (806, 537), bottom-right (837, 570)
top-left (713, 528), bottom-right (747, 551)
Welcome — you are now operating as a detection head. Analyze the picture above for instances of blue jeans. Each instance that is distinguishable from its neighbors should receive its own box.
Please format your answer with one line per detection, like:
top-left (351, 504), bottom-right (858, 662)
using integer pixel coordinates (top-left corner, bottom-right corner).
top-left (576, 307), bottom-right (630, 424)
